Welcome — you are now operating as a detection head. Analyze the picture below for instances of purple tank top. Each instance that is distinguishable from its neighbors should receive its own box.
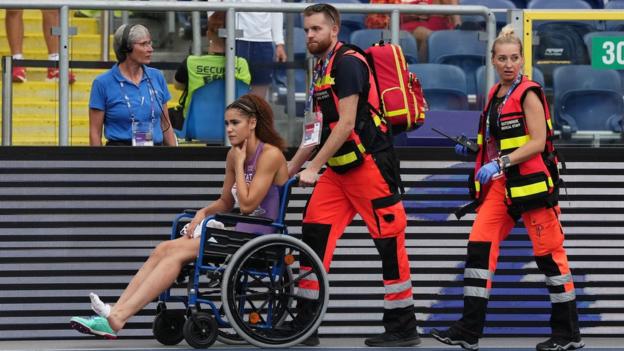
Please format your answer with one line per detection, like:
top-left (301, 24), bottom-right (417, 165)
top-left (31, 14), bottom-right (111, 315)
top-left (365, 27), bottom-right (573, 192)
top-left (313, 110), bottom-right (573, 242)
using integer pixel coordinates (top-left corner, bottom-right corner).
top-left (233, 142), bottom-right (280, 234)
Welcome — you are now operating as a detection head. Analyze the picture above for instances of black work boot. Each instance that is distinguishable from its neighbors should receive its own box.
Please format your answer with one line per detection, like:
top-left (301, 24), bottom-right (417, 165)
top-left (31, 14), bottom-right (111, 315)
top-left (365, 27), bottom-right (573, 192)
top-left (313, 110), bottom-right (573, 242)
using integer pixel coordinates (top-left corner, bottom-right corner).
top-left (431, 327), bottom-right (479, 350)
top-left (364, 329), bottom-right (421, 347)
top-left (536, 336), bottom-right (584, 351)
top-left (299, 330), bottom-right (319, 346)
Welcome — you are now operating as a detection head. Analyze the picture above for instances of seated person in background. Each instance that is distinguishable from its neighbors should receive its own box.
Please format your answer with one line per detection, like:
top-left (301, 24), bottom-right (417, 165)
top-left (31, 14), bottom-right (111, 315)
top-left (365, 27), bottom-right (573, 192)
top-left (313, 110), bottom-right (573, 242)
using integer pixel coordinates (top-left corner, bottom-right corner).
top-left (173, 11), bottom-right (251, 120)
top-left (69, 94), bottom-right (288, 339)
top-left (400, 0), bottom-right (461, 62)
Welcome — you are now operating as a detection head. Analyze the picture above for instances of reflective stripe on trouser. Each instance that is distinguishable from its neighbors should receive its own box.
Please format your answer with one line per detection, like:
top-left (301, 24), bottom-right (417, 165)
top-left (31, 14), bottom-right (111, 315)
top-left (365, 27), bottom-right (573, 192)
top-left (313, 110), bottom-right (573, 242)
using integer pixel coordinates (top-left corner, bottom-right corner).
top-left (456, 178), bottom-right (579, 339)
top-left (301, 155), bottom-right (416, 333)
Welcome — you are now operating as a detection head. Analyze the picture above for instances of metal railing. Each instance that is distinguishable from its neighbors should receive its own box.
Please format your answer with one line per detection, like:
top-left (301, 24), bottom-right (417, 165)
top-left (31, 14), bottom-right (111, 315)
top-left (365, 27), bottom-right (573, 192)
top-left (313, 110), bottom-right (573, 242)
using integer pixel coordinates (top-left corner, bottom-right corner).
top-left (1, 0), bottom-right (496, 146)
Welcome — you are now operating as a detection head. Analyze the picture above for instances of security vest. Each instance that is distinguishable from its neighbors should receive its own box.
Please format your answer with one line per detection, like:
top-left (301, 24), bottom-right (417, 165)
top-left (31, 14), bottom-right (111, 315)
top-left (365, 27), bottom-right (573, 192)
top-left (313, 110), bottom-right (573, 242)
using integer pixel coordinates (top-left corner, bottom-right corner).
top-left (472, 76), bottom-right (560, 215)
top-left (313, 42), bottom-right (390, 174)
top-left (184, 55), bottom-right (251, 117)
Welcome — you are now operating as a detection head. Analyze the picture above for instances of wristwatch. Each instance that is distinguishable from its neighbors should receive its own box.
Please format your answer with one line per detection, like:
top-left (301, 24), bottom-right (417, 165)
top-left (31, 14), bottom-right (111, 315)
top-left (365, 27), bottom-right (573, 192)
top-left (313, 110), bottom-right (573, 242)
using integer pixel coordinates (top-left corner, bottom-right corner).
top-left (498, 155), bottom-right (511, 169)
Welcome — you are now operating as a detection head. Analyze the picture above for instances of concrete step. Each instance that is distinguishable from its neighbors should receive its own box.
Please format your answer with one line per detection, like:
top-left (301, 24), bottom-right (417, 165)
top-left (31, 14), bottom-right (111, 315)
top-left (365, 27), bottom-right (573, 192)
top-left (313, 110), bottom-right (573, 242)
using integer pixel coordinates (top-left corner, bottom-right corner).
top-left (0, 50), bottom-right (115, 61)
top-left (0, 68), bottom-right (107, 83)
top-left (0, 17), bottom-right (100, 36)
top-left (3, 81), bottom-right (182, 103)
top-left (11, 115), bottom-right (89, 127)
top-left (0, 34), bottom-right (113, 54)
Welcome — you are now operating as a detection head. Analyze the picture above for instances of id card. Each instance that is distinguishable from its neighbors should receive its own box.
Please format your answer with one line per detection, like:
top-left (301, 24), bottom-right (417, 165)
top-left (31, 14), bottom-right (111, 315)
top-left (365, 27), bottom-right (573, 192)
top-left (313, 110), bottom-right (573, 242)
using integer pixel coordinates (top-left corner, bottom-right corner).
top-left (302, 111), bottom-right (322, 147)
top-left (132, 121), bottom-right (154, 147)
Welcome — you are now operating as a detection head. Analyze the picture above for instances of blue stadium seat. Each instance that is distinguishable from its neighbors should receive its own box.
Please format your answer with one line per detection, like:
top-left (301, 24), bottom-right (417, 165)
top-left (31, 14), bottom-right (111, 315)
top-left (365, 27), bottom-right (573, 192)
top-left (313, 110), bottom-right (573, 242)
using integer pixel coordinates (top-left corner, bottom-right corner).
top-left (475, 65), bottom-right (545, 110)
top-left (528, 0), bottom-right (592, 9)
top-left (553, 65), bottom-right (623, 132)
top-left (509, 0), bottom-right (527, 7)
top-left (408, 63), bottom-right (470, 110)
top-left (527, 0), bottom-right (598, 30)
top-left (605, 1), bottom-right (624, 30)
top-left (427, 30), bottom-right (486, 95)
top-left (180, 79), bottom-right (250, 143)
top-left (350, 29), bottom-right (419, 63)
top-left (528, 0), bottom-right (604, 9)
top-left (459, 0), bottom-right (516, 30)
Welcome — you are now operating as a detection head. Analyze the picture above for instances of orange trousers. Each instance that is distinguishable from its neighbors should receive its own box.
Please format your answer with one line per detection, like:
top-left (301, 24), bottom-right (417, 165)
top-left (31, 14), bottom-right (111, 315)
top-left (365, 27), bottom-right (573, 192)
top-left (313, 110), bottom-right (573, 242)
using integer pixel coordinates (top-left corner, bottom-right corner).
top-left (456, 177), bottom-right (580, 339)
top-left (299, 154), bottom-right (416, 333)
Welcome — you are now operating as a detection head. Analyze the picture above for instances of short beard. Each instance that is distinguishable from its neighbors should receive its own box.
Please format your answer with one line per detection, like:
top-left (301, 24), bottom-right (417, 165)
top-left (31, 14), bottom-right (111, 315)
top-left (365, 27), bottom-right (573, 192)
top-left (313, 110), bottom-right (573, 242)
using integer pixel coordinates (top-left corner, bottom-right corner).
top-left (307, 37), bottom-right (332, 56)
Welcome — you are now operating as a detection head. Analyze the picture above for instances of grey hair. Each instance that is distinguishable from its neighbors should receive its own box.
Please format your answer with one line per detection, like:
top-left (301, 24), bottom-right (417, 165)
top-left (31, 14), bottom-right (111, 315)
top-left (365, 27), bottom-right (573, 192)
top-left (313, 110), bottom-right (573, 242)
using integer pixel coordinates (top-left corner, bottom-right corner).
top-left (113, 24), bottom-right (150, 52)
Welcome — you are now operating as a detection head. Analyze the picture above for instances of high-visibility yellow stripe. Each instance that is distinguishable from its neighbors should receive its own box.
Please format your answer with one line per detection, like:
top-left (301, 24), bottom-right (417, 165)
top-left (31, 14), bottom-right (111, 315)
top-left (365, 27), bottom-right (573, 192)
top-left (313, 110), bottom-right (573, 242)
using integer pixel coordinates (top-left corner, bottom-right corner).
top-left (477, 134), bottom-right (483, 145)
top-left (392, 45), bottom-right (411, 130)
top-left (386, 108), bottom-right (408, 117)
top-left (327, 143), bottom-right (366, 167)
top-left (548, 177), bottom-right (553, 187)
top-left (500, 135), bottom-right (530, 150)
top-left (475, 181), bottom-right (480, 192)
top-left (373, 114), bottom-right (382, 127)
top-left (509, 181), bottom-right (548, 198)
top-left (547, 118), bottom-right (553, 131)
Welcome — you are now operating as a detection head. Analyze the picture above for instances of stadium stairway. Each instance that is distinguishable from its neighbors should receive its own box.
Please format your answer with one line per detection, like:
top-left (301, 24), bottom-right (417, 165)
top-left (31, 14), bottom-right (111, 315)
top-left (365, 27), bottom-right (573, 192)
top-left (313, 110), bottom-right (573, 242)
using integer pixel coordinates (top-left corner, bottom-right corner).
top-left (0, 9), bottom-right (181, 145)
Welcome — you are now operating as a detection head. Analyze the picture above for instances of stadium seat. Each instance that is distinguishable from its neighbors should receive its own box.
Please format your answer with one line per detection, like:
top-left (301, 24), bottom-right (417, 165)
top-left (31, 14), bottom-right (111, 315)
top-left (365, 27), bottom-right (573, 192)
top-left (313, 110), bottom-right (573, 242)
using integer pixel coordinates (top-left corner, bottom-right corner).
top-left (475, 65), bottom-right (545, 110)
top-left (408, 63), bottom-right (470, 110)
top-left (350, 29), bottom-right (419, 63)
top-left (180, 79), bottom-right (250, 143)
top-left (427, 30), bottom-right (487, 95)
top-left (459, 0), bottom-right (516, 30)
top-left (605, 1), bottom-right (624, 30)
top-left (528, 0), bottom-right (595, 94)
top-left (583, 0), bottom-right (605, 8)
top-left (509, 0), bottom-right (527, 8)
top-left (553, 65), bottom-right (623, 132)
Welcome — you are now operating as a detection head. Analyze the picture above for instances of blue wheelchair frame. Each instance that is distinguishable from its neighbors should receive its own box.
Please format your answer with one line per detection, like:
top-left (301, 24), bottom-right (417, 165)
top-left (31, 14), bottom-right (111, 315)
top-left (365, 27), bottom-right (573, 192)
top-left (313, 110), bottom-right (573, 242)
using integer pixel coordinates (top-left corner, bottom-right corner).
top-left (154, 177), bottom-right (328, 348)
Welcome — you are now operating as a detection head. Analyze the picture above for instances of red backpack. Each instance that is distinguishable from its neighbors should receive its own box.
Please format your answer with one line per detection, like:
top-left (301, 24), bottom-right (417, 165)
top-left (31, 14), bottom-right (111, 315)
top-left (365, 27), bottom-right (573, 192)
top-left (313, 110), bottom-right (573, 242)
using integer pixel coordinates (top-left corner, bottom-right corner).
top-left (337, 41), bottom-right (428, 135)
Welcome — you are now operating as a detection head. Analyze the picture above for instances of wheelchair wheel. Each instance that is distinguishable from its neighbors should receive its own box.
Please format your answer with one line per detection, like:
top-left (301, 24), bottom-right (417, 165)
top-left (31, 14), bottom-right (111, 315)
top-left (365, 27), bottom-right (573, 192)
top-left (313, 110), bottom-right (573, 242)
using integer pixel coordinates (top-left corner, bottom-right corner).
top-left (221, 234), bottom-right (329, 348)
top-left (183, 312), bottom-right (218, 349)
top-left (153, 309), bottom-right (185, 346)
top-left (217, 266), bottom-right (293, 345)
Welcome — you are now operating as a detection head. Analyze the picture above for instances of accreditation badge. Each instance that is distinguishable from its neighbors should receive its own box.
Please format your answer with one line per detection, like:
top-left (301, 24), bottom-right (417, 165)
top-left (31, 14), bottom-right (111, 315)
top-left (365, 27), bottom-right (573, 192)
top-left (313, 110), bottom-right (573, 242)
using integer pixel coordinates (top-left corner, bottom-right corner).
top-left (302, 110), bottom-right (323, 147)
top-left (132, 120), bottom-right (154, 147)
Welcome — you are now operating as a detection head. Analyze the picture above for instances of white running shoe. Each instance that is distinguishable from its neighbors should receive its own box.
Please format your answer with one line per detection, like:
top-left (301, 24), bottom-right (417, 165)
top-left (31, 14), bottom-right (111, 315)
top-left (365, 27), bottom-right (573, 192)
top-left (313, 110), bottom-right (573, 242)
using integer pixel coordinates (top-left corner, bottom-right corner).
top-left (89, 293), bottom-right (111, 318)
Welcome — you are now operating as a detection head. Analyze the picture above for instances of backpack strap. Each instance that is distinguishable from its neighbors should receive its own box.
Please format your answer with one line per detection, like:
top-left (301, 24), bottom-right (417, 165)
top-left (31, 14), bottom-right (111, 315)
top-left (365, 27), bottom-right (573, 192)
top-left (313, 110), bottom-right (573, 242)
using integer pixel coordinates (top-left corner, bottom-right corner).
top-left (332, 42), bottom-right (387, 121)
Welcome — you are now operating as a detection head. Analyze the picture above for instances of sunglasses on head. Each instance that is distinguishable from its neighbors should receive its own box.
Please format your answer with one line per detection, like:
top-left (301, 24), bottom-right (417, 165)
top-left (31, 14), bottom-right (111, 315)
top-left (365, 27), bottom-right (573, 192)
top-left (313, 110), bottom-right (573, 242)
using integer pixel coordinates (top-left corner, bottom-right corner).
top-left (306, 3), bottom-right (337, 24)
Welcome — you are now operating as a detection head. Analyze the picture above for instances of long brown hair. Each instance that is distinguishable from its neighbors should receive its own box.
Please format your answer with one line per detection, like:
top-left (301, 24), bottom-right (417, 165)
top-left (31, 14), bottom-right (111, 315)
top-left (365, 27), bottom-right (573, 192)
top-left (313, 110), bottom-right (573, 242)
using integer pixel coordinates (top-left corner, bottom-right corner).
top-left (226, 94), bottom-right (287, 151)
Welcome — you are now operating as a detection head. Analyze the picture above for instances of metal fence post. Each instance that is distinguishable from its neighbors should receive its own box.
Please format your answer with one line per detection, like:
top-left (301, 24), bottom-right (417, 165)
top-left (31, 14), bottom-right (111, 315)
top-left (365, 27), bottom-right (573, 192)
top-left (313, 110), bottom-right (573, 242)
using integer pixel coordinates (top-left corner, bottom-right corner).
top-left (100, 10), bottom-right (110, 61)
top-left (192, 0), bottom-right (202, 55)
top-left (2, 56), bottom-right (13, 146)
top-left (59, 5), bottom-right (70, 146)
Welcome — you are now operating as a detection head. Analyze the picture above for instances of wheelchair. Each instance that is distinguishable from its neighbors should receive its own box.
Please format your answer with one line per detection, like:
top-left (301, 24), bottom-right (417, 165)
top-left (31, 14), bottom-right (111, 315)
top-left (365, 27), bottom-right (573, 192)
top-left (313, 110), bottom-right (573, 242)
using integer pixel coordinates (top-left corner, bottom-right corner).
top-left (152, 177), bottom-right (329, 348)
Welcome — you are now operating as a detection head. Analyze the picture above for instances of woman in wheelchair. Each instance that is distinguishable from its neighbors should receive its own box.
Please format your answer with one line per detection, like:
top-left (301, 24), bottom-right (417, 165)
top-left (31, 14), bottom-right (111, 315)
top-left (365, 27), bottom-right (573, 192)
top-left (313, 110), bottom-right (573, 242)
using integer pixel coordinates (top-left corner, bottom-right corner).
top-left (70, 94), bottom-right (289, 339)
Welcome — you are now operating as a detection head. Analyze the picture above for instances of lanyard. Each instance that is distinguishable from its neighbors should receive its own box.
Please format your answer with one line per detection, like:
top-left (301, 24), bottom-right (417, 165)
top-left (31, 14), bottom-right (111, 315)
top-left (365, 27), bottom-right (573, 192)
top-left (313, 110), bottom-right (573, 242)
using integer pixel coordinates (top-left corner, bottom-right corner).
top-left (306, 44), bottom-right (337, 113)
top-left (486, 73), bottom-right (522, 140)
top-left (119, 80), bottom-right (156, 125)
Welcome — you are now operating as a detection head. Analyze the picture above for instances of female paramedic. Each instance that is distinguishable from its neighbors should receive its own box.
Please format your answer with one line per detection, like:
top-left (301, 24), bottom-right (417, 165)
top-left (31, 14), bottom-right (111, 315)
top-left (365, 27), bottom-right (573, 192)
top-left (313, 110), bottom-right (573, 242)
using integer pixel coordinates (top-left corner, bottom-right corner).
top-left (430, 25), bottom-right (584, 351)
top-left (88, 24), bottom-right (176, 146)
top-left (70, 94), bottom-right (289, 338)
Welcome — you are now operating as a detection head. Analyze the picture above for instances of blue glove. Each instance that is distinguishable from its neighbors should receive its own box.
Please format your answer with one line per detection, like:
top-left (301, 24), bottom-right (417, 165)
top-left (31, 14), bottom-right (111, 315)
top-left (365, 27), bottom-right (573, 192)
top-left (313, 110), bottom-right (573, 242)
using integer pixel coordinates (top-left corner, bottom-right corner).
top-left (476, 160), bottom-right (500, 185)
top-left (455, 143), bottom-right (468, 156)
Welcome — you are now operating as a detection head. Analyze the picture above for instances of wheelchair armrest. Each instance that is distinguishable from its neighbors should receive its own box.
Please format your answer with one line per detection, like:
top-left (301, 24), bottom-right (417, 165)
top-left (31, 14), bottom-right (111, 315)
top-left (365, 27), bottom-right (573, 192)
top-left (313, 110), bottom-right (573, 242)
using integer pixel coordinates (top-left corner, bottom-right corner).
top-left (214, 212), bottom-right (274, 226)
top-left (183, 209), bottom-right (198, 215)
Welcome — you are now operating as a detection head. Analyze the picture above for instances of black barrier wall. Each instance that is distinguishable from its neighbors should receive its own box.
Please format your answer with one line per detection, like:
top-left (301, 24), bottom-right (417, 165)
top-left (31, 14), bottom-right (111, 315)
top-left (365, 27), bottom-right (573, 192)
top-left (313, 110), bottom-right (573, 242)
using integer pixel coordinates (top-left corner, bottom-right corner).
top-left (0, 147), bottom-right (623, 339)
